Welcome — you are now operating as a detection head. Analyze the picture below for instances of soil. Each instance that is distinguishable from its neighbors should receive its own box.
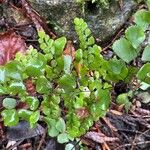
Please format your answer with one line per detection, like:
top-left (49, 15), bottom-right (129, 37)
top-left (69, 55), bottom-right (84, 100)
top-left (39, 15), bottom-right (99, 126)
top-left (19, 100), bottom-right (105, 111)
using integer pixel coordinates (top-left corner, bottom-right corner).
top-left (0, 0), bottom-right (149, 150)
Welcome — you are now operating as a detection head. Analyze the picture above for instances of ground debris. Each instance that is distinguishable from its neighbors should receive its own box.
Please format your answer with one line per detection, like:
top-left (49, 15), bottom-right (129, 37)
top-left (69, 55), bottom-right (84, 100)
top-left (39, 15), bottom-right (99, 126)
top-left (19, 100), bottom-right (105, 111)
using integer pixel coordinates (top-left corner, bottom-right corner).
top-left (84, 131), bottom-right (119, 144)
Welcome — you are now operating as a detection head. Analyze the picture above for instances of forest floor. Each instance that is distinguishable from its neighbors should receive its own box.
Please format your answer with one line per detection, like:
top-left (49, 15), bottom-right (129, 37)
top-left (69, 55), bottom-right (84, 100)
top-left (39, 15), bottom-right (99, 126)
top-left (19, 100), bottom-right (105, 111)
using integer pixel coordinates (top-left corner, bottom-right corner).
top-left (0, 0), bottom-right (150, 150)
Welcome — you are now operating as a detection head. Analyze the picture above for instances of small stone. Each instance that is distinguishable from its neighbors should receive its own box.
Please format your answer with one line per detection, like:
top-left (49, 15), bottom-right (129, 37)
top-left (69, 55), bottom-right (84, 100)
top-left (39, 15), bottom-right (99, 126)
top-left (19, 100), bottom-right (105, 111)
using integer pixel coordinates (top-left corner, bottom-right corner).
top-left (7, 121), bottom-right (44, 141)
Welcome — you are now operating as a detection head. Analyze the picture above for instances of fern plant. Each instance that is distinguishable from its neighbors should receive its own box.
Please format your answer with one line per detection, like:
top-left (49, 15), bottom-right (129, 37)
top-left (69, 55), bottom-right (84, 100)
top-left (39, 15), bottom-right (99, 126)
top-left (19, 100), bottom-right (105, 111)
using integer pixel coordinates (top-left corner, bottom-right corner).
top-left (0, 16), bottom-right (135, 144)
top-left (0, 18), bottom-right (111, 142)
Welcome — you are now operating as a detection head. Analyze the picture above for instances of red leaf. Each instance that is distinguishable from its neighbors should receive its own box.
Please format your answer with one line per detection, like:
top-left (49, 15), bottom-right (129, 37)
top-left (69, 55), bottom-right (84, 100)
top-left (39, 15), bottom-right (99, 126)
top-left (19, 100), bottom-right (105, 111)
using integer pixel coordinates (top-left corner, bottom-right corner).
top-left (0, 31), bottom-right (26, 65)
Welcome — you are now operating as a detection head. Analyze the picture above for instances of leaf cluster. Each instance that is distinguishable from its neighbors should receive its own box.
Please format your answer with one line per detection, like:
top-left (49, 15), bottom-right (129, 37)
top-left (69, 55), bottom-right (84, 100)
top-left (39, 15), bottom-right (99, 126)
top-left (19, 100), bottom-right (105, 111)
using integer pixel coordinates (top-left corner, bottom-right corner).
top-left (112, 4), bottom-right (150, 85)
top-left (0, 17), bottom-right (119, 144)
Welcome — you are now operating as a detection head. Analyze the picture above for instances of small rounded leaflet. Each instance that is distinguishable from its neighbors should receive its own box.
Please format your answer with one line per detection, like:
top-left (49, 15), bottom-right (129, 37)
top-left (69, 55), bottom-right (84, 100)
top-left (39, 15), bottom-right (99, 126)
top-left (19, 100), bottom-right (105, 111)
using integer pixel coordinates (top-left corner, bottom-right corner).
top-left (2, 98), bottom-right (17, 109)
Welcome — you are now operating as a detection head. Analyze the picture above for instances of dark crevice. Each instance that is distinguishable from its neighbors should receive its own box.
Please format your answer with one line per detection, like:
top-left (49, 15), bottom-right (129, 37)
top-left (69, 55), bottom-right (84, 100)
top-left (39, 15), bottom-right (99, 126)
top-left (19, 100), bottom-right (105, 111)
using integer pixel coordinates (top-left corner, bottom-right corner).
top-left (85, 1), bottom-right (99, 14)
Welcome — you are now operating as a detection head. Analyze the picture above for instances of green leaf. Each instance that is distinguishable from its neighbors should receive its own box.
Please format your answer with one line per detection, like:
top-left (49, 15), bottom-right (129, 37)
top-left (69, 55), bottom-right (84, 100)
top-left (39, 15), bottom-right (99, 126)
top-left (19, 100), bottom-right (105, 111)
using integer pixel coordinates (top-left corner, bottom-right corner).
top-left (48, 126), bottom-right (59, 137)
top-left (56, 118), bottom-right (66, 132)
top-left (67, 113), bottom-right (81, 137)
top-left (5, 61), bottom-right (23, 80)
top-left (45, 66), bottom-right (53, 79)
top-left (87, 36), bottom-right (95, 45)
top-left (18, 109), bottom-right (32, 121)
top-left (8, 81), bottom-right (26, 94)
top-left (125, 25), bottom-right (145, 48)
top-left (1, 109), bottom-right (19, 126)
top-left (57, 133), bottom-right (69, 144)
top-left (0, 67), bottom-right (6, 83)
top-left (42, 105), bottom-right (51, 116)
top-left (51, 94), bottom-right (60, 104)
top-left (26, 97), bottom-right (39, 111)
top-left (26, 54), bottom-right (46, 77)
top-left (2, 98), bottom-right (17, 109)
top-left (74, 17), bottom-right (81, 25)
top-left (80, 86), bottom-right (91, 98)
top-left (67, 126), bottom-right (80, 138)
top-left (54, 37), bottom-right (67, 56)
top-left (116, 93), bottom-right (131, 112)
top-left (137, 63), bottom-right (150, 84)
top-left (140, 82), bottom-right (150, 90)
top-left (36, 76), bottom-right (52, 94)
top-left (58, 74), bottom-right (76, 92)
top-left (56, 57), bottom-right (64, 71)
top-left (74, 96), bottom-right (84, 108)
top-left (44, 117), bottom-right (59, 137)
top-left (29, 111), bottom-right (40, 128)
top-left (65, 143), bottom-right (75, 150)
top-left (112, 38), bottom-right (138, 63)
top-left (142, 45), bottom-right (150, 61)
top-left (116, 93), bottom-right (129, 105)
top-left (0, 84), bottom-right (6, 94)
top-left (40, 43), bottom-right (47, 51)
top-left (96, 89), bottom-right (110, 111)
top-left (64, 55), bottom-right (72, 74)
top-left (105, 58), bottom-right (128, 82)
top-left (134, 9), bottom-right (150, 31)
top-left (50, 60), bottom-right (57, 67)
top-left (147, 0), bottom-right (150, 10)
top-left (85, 28), bottom-right (91, 37)
top-left (124, 66), bottom-right (138, 83)
top-left (38, 31), bottom-right (46, 39)
top-left (75, 49), bottom-right (83, 62)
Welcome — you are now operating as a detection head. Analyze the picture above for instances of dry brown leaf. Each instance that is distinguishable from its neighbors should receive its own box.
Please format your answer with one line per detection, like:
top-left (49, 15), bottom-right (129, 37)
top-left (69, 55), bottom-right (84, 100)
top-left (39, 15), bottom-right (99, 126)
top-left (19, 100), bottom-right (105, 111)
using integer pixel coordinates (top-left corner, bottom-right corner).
top-left (24, 78), bottom-right (36, 96)
top-left (75, 107), bottom-right (89, 119)
top-left (0, 31), bottom-right (26, 65)
top-left (63, 41), bottom-right (75, 60)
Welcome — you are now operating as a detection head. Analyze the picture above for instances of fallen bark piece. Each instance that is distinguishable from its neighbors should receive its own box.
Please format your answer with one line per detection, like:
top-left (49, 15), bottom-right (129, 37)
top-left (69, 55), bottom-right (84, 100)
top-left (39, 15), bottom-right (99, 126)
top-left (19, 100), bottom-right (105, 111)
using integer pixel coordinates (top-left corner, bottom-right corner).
top-left (85, 131), bottom-right (119, 144)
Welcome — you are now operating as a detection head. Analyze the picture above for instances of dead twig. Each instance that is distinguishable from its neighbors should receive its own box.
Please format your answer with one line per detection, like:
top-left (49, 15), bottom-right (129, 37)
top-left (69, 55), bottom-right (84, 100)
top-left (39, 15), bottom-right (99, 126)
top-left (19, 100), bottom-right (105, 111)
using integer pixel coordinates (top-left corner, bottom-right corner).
top-left (37, 127), bottom-right (48, 150)
top-left (115, 141), bottom-right (150, 150)
top-left (102, 28), bottom-right (124, 51)
top-left (109, 109), bottom-right (123, 116)
top-left (85, 131), bottom-right (119, 144)
top-left (102, 142), bottom-right (111, 150)
top-left (102, 117), bottom-right (118, 132)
